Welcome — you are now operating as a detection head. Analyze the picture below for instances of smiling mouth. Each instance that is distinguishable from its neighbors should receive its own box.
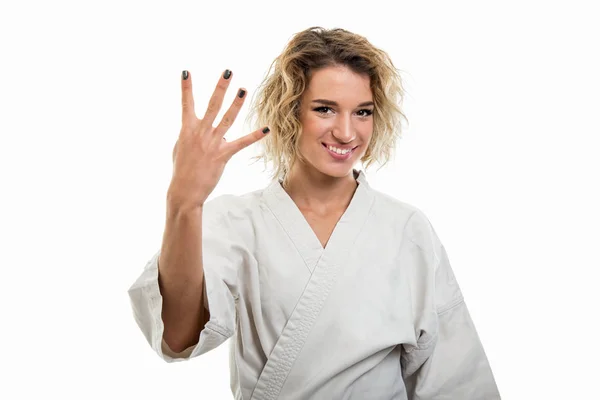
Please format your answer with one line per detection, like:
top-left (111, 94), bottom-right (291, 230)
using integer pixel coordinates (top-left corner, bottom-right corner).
top-left (321, 143), bottom-right (359, 151)
top-left (321, 143), bottom-right (359, 159)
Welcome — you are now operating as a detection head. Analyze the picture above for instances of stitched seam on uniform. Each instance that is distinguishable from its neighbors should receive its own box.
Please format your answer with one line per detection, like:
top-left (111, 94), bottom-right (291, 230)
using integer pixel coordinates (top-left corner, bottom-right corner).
top-left (437, 296), bottom-right (464, 316)
top-left (260, 190), bottom-right (377, 399)
top-left (263, 260), bottom-right (339, 396)
top-left (402, 300), bottom-right (463, 357)
top-left (205, 321), bottom-right (233, 338)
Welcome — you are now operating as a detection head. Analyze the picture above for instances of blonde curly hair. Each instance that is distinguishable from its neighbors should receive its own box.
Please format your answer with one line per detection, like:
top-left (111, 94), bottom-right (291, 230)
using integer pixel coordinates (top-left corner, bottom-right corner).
top-left (246, 26), bottom-right (409, 187)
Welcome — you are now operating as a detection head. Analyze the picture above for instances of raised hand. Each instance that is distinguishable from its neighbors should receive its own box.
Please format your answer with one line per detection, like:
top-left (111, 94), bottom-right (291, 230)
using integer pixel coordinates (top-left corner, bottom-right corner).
top-left (168, 69), bottom-right (270, 212)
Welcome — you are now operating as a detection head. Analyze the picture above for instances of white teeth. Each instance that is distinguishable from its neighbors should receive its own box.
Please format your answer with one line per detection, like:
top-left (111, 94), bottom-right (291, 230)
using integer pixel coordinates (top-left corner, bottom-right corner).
top-left (328, 146), bottom-right (351, 155)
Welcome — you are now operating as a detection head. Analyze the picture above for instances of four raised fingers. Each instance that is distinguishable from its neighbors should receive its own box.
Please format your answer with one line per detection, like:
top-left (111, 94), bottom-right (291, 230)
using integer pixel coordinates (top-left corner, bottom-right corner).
top-left (201, 69), bottom-right (233, 129)
top-left (180, 69), bottom-right (268, 158)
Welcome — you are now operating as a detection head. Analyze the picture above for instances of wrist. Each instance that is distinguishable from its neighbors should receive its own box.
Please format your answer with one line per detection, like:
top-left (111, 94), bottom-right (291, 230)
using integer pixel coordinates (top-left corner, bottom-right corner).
top-left (166, 192), bottom-right (204, 219)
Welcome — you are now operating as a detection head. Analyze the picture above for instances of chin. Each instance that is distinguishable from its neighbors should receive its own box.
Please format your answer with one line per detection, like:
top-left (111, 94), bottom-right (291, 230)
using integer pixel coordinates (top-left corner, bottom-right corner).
top-left (312, 161), bottom-right (358, 179)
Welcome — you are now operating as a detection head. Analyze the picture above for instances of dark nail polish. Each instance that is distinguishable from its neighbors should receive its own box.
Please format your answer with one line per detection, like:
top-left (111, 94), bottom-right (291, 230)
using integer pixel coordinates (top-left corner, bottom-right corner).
top-left (262, 127), bottom-right (270, 134)
top-left (238, 89), bottom-right (246, 98)
top-left (182, 70), bottom-right (189, 80)
top-left (223, 69), bottom-right (232, 79)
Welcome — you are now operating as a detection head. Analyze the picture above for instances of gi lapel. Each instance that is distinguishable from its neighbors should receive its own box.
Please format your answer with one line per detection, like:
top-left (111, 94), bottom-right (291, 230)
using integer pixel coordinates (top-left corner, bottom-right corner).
top-left (252, 170), bottom-right (375, 400)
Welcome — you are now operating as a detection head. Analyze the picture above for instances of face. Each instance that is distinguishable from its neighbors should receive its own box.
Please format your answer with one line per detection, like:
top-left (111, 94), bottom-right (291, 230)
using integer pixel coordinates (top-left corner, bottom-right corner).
top-left (296, 65), bottom-right (374, 179)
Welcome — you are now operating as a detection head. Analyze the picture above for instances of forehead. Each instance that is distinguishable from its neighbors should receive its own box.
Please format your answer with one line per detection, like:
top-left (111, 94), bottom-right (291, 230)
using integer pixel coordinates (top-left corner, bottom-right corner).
top-left (303, 65), bottom-right (372, 100)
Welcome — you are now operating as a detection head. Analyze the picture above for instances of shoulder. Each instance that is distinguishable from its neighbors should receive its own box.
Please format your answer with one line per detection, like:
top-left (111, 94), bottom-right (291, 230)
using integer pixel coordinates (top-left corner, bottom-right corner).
top-left (368, 186), bottom-right (426, 230)
top-left (369, 187), bottom-right (420, 218)
top-left (368, 186), bottom-right (440, 254)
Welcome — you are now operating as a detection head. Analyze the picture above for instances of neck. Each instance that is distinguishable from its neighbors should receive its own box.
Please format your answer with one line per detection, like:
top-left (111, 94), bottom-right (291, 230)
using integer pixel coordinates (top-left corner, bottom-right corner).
top-left (283, 163), bottom-right (358, 213)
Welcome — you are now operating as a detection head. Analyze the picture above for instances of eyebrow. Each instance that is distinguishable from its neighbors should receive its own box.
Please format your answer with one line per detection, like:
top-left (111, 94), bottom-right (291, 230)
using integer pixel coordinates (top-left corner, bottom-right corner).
top-left (311, 99), bottom-right (375, 107)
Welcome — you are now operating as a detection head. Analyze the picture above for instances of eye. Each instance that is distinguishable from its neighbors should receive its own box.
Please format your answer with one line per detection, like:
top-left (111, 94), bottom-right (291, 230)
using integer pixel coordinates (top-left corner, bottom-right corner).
top-left (357, 109), bottom-right (374, 117)
top-left (313, 106), bottom-right (333, 115)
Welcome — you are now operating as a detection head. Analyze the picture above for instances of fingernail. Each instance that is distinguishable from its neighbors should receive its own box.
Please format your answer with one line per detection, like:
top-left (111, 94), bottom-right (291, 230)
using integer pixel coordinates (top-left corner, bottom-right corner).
top-left (182, 70), bottom-right (189, 80)
top-left (238, 89), bottom-right (246, 98)
top-left (223, 69), bottom-right (232, 80)
top-left (262, 127), bottom-right (270, 134)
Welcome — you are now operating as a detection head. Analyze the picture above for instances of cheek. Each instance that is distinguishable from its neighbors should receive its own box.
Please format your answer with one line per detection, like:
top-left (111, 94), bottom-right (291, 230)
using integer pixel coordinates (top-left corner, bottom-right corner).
top-left (301, 116), bottom-right (332, 139)
top-left (305, 117), bottom-right (332, 133)
top-left (358, 120), bottom-right (374, 139)
top-left (361, 120), bottom-right (373, 131)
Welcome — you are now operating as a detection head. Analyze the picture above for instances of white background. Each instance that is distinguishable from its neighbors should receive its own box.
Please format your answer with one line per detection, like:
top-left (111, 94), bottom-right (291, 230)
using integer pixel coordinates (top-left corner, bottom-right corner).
top-left (1, 0), bottom-right (598, 398)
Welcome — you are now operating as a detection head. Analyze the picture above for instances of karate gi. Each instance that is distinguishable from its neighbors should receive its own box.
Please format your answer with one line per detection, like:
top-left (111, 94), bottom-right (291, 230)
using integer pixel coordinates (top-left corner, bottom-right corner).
top-left (128, 169), bottom-right (501, 399)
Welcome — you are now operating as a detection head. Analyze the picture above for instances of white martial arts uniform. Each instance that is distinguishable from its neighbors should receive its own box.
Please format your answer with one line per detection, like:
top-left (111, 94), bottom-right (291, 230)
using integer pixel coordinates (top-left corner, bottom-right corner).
top-left (128, 169), bottom-right (501, 399)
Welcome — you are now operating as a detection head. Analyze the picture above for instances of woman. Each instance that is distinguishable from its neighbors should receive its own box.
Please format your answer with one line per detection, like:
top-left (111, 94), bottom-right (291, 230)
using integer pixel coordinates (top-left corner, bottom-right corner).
top-left (128, 27), bottom-right (501, 399)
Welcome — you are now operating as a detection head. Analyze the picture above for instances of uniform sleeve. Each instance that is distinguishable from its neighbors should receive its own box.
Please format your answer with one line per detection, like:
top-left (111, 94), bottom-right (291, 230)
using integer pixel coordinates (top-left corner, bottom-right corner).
top-left (400, 210), bottom-right (501, 399)
top-left (127, 198), bottom-right (245, 363)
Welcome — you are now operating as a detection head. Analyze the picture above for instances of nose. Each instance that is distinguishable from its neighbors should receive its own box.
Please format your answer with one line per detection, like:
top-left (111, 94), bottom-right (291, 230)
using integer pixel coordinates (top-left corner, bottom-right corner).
top-left (332, 114), bottom-right (356, 144)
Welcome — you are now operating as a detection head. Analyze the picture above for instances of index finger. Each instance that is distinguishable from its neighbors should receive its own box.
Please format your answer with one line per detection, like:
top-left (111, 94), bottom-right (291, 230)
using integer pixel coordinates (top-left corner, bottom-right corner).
top-left (181, 70), bottom-right (196, 125)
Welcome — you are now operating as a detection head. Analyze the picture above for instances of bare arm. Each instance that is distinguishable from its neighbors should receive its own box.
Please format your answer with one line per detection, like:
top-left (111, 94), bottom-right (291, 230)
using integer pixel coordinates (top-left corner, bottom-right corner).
top-left (158, 202), bottom-right (208, 354)
top-left (157, 69), bottom-right (269, 354)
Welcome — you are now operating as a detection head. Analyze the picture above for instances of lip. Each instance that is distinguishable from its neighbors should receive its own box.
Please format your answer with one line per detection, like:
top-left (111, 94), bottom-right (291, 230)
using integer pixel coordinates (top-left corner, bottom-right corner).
top-left (322, 143), bottom-right (358, 161)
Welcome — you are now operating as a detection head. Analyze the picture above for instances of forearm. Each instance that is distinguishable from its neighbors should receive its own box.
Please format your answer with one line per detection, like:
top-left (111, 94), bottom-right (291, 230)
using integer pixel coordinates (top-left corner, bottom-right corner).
top-left (158, 200), bottom-right (206, 353)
